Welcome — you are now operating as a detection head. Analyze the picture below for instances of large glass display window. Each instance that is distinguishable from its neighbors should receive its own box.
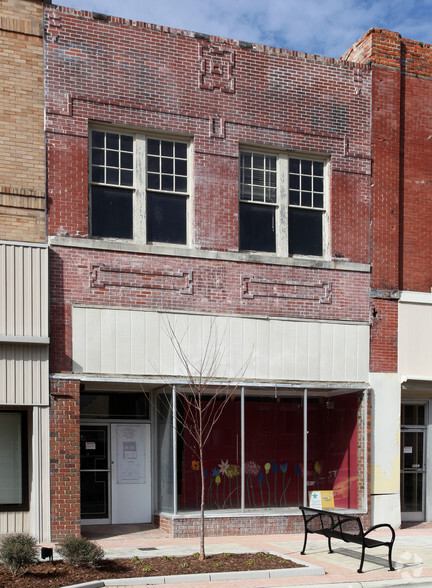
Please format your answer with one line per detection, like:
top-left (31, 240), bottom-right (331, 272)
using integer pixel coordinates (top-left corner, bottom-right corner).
top-left (156, 387), bottom-right (365, 514)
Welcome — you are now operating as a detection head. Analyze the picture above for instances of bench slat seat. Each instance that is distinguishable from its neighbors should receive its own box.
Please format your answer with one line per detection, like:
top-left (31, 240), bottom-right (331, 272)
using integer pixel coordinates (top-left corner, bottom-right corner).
top-left (299, 506), bottom-right (396, 573)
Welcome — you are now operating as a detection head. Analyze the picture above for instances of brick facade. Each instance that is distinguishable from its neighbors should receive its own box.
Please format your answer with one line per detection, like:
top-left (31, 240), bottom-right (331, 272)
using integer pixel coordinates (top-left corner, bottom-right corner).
top-left (346, 30), bottom-right (432, 372)
top-left (45, 6), bottom-right (373, 538)
top-left (0, 0), bottom-right (46, 243)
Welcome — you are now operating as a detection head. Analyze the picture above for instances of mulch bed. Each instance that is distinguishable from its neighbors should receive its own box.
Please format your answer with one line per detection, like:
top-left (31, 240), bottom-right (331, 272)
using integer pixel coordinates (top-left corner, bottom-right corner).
top-left (0, 552), bottom-right (304, 587)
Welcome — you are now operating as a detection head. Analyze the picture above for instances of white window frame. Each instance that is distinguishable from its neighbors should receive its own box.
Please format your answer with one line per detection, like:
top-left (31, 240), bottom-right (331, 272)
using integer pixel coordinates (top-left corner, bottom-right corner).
top-left (239, 148), bottom-right (329, 259)
top-left (89, 126), bottom-right (192, 246)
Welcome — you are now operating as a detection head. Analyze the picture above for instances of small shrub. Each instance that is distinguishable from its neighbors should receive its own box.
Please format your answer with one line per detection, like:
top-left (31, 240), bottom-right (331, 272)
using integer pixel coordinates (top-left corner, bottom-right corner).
top-left (56, 534), bottom-right (104, 568)
top-left (0, 533), bottom-right (38, 576)
top-left (179, 561), bottom-right (189, 568)
top-left (141, 564), bottom-right (152, 573)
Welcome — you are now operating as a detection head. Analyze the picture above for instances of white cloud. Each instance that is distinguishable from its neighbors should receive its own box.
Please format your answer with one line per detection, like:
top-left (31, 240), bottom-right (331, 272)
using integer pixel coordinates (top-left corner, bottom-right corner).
top-left (55, 0), bottom-right (432, 58)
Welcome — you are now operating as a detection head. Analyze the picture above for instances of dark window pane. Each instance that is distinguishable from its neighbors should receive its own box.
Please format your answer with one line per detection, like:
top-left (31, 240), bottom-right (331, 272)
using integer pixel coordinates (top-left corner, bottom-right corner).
top-left (81, 393), bottom-right (149, 420)
top-left (92, 166), bottom-right (104, 183)
top-left (148, 156), bottom-right (160, 172)
top-left (147, 192), bottom-right (187, 244)
top-left (289, 158), bottom-right (300, 173)
top-left (242, 168), bottom-right (251, 185)
top-left (289, 208), bottom-right (322, 256)
top-left (162, 175), bottom-right (173, 191)
top-left (91, 186), bottom-right (133, 239)
top-left (289, 190), bottom-right (300, 205)
top-left (301, 159), bottom-right (312, 175)
top-left (175, 159), bottom-right (187, 176)
top-left (313, 177), bottom-right (323, 192)
top-left (313, 161), bottom-right (324, 175)
top-left (106, 133), bottom-right (119, 149)
top-left (253, 169), bottom-right (265, 186)
top-left (314, 193), bottom-right (324, 209)
top-left (266, 187), bottom-right (276, 203)
top-left (106, 150), bottom-right (119, 167)
top-left (121, 152), bottom-right (133, 169)
top-left (120, 170), bottom-right (133, 186)
top-left (175, 176), bottom-right (187, 192)
top-left (106, 168), bottom-right (119, 185)
top-left (254, 154), bottom-right (264, 169)
top-left (92, 148), bottom-right (104, 166)
top-left (175, 142), bottom-right (187, 158)
top-left (302, 175), bottom-right (312, 191)
top-left (148, 173), bottom-right (160, 190)
top-left (239, 202), bottom-right (276, 252)
top-left (92, 131), bottom-right (105, 148)
top-left (266, 155), bottom-right (276, 170)
top-left (147, 139), bottom-right (160, 155)
top-left (302, 191), bottom-right (312, 207)
top-left (162, 158), bottom-right (173, 174)
top-left (121, 135), bottom-right (133, 151)
top-left (161, 141), bottom-right (173, 157)
top-left (241, 152), bottom-right (251, 168)
top-left (240, 184), bottom-right (251, 200)
top-left (290, 174), bottom-right (299, 189)
top-left (266, 171), bottom-right (276, 187)
top-left (253, 185), bottom-right (264, 202)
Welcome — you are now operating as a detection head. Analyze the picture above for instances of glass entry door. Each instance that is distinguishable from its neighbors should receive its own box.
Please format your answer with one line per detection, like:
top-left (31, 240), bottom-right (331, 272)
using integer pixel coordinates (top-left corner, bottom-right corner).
top-left (80, 425), bottom-right (110, 522)
top-left (80, 423), bottom-right (152, 524)
top-left (401, 404), bottom-right (426, 522)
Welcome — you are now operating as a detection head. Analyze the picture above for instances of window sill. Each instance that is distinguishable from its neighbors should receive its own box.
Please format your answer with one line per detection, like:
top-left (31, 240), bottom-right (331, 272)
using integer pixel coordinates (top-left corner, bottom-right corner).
top-left (48, 236), bottom-right (370, 273)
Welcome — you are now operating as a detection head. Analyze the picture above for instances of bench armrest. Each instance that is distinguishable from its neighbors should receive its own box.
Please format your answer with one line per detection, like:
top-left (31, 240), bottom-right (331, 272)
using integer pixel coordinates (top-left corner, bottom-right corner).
top-left (364, 523), bottom-right (395, 543)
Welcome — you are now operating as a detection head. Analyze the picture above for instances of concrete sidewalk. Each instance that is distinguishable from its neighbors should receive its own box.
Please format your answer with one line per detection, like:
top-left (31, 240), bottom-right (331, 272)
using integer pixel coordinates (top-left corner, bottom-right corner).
top-left (69, 522), bottom-right (432, 587)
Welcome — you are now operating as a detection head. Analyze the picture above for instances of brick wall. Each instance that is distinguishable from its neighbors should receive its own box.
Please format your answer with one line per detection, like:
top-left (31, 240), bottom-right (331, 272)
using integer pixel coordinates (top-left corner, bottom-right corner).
top-left (347, 30), bottom-right (432, 373)
top-left (49, 378), bottom-right (81, 540)
top-left (0, 0), bottom-right (45, 243)
top-left (45, 6), bottom-right (372, 263)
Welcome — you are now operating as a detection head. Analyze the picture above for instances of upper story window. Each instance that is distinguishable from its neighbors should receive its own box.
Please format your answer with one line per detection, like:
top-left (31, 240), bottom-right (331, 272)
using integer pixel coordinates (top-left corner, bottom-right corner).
top-left (239, 150), bottom-right (327, 257)
top-left (90, 129), bottom-right (189, 245)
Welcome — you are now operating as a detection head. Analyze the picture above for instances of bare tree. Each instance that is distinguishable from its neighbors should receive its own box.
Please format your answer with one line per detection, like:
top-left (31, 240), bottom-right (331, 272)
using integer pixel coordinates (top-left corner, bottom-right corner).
top-left (151, 318), bottom-right (247, 560)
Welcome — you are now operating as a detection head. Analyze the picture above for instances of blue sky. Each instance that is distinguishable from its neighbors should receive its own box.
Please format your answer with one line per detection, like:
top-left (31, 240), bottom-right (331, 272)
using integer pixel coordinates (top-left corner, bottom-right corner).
top-left (55, 0), bottom-right (432, 58)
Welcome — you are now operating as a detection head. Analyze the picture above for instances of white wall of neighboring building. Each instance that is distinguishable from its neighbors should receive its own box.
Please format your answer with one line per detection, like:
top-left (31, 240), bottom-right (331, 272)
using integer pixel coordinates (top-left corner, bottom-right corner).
top-left (370, 372), bottom-right (401, 528)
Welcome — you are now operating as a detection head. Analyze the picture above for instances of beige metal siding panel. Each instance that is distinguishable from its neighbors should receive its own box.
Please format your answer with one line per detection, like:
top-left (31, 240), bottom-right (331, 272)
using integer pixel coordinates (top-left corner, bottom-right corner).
top-left (73, 307), bottom-right (369, 384)
top-left (0, 344), bottom-right (49, 405)
top-left (0, 244), bottom-right (48, 338)
top-left (399, 302), bottom-right (432, 377)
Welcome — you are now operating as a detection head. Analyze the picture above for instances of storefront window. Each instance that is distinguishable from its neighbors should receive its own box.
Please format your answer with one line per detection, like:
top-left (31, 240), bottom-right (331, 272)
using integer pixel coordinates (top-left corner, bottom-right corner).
top-left (0, 411), bottom-right (28, 510)
top-left (168, 388), bottom-right (364, 514)
top-left (245, 396), bottom-right (303, 508)
top-left (157, 391), bottom-right (174, 512)
top-left (307, 394), bottom-right (360, 509)
top-left (179, 395), bottom-right (241, 511)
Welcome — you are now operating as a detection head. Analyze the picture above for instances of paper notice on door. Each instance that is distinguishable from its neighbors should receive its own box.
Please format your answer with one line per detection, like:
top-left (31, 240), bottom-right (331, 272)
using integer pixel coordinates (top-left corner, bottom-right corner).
top-left (404, 446), bottom-right (413, 454)
top-left (117, 425), bottom-right (145, 484)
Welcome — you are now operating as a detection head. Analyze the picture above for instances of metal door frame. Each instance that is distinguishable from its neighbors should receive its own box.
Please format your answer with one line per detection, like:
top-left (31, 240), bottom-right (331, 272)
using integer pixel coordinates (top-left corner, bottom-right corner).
top-left (401, 401), bottom-right (427, 522)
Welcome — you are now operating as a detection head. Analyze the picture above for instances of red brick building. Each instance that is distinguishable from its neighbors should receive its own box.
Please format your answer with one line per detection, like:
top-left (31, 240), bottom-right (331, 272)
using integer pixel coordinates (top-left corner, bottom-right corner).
top-left (45, 5), bottom-right (374, 539)
top-left (346, 30), bottom-right (432, 527)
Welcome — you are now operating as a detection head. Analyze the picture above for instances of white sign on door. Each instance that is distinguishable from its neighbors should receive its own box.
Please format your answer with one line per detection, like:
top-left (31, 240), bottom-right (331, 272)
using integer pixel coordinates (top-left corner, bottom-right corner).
top-left (116, 425), bottom-right (145, 484)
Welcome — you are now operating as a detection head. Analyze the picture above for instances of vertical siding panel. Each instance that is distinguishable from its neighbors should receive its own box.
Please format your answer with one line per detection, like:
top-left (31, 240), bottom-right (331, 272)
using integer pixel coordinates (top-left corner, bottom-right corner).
top-left (87, 307), bottom-right (102, 373)
top-left (116, 310), bottom-right (131, 374)
top-left (6, 246), bottom-right (15, 336)
top-left (0, 246), bottom-right (6, 334)
top-left (72, 307), bottom-right (86, 373)
top-left (100, 308), bottom-right (115, 374)
top-left (14, 247), bottom-right (24, 336)
top-left (31, 248), bottom-right (41, 337)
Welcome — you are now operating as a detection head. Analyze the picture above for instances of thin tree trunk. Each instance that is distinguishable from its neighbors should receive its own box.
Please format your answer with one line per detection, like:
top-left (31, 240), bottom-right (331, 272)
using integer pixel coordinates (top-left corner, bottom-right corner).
top-left (200, 444), bottom-right (205, 560)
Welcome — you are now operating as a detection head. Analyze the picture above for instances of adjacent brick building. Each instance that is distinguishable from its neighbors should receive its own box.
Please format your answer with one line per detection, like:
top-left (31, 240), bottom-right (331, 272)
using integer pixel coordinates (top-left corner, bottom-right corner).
top-left (45, 5), bottom-right (372, 538)
top-left (0, 0), bottom-right (50, 541)
top-left (346, 30), bottom-right (432, 527)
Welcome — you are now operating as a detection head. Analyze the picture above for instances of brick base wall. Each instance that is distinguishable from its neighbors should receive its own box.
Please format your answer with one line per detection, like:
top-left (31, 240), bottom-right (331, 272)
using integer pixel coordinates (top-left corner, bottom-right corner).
top-left (50, 378), bottom-right (81, 541)
top-left (156, 511), bottom-right (371, 538)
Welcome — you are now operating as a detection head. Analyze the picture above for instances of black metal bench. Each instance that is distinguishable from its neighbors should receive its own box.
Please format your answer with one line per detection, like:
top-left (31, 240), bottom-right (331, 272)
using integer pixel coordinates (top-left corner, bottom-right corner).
top-left (299, 506), bottom-right (396, 573)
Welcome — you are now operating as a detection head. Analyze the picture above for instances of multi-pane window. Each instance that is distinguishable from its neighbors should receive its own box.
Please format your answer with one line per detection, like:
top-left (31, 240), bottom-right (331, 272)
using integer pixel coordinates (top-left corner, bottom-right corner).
top-left (239, 153), bottom-right (277, 252)
top-left (146, 139), bottom-right (188, 244)
top-left (288, 158), bottom-right (324, 256)
top-left (239, 151), bottom-right (326, 256)
top-left (90, 130), bottom-right (189, 244)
